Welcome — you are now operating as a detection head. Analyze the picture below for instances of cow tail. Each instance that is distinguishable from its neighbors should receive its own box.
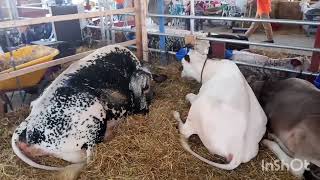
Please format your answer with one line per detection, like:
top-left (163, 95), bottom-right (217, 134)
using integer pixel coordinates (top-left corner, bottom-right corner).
top-left (179, 135), bottom-right (240, 170)
top-left (12, 132), bottom-right (86, 177)
top-left (11, 130), bottom-right (63, 171)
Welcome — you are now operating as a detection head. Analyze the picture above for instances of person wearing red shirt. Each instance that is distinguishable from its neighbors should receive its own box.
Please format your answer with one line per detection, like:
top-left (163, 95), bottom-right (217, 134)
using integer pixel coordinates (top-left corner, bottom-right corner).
top-left (245, 0), bottom-right (274, 43)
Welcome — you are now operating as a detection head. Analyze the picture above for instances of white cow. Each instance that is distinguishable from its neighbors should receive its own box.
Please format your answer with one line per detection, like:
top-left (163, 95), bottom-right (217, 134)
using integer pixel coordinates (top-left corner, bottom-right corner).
top-left (173, 40), bottom-right (267, 170)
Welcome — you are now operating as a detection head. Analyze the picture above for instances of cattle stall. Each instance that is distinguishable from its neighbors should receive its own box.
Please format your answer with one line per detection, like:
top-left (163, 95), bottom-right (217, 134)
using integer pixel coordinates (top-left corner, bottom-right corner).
top-left (0, 0), bottom-right (320, 180)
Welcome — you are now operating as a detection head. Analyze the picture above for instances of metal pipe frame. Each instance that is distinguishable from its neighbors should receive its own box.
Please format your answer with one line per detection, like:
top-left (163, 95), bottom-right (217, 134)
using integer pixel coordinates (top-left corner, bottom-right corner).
top-left (86, 25), bottom-right (136, 32)
top-left (128, 45), bottom-right (176, 54)
top-left (129, 46), bottom-right (318, 76)
top-left (128, 45), bottom-right (318, 76)
top-left (148, 31), bottom-right (320, 53)
top-left (83, 28), bottom-right (318, 75)
top-left (233, 60), bottom-right (318, 76)
top-left (148, 13), bottom-right (320, 26)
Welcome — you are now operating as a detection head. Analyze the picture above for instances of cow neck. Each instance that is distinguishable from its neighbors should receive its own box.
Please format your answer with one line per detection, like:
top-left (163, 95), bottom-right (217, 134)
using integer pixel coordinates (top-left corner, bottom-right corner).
top-left (257, 80), bottom-right (269, 103)
top-left (200, 57), bottom-right (209, 84)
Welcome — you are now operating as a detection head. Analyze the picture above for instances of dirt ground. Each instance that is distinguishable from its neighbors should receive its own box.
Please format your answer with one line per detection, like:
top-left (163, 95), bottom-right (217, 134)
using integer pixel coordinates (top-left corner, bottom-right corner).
top-left (0, 60), bottom-right (298, 180)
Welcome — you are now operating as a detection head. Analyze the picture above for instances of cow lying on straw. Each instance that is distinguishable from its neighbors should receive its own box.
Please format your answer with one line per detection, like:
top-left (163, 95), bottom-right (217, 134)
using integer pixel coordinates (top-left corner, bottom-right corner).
top-left (174, 40), bottom-right (267, 170)
top-left (12, 45), bottom-right (155, 179)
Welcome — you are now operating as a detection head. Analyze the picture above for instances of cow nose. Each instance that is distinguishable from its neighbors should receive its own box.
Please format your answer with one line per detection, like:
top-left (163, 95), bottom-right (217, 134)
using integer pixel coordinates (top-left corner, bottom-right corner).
top-left (146, 90), bottom-right (154, 103)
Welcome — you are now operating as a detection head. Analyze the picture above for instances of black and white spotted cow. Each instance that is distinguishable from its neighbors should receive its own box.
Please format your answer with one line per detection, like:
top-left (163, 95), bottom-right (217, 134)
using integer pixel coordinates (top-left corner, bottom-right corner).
top-left (11, 45), bottom-right (153, 172)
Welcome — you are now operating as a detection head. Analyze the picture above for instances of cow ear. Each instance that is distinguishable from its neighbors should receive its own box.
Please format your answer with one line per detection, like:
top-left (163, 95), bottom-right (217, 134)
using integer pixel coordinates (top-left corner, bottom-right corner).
top-left (290, 58), bottom-right (302, 67)
top-left (129, 69), bottom-right (151, 96)
top-left (184, 55), bottom-right (190, 63)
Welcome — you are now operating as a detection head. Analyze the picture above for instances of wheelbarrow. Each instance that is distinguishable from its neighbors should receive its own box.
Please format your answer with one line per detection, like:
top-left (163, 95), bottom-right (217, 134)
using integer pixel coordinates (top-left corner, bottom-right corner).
top-left (0, 45), bottom-right (59, 112)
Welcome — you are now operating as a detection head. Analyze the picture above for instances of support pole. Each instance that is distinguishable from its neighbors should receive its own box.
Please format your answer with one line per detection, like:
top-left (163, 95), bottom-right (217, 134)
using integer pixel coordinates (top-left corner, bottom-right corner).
top-left (141, 0), bottom-right (149, 61)
top-left (190, 0), bottom-right (195, 34)
top-left (158, 0), bottom-right (166, 65)
top-left (134, 0), bottom-right (143, 60)
top-left (7, 0), bottom-right (19, 20)
top-left (99, 0), bottom-right (107, 43)
top-left (310, 26), bottom-right (320, 72)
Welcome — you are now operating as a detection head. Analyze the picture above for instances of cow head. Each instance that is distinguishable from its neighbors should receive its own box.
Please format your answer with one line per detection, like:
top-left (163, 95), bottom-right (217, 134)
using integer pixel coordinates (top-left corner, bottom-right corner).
top-left (179, 40), bottom-right (210, 82)
top-left (129, 67), bottom-right (153, 114)
top-left (247, 75), bottom-right (275, 105)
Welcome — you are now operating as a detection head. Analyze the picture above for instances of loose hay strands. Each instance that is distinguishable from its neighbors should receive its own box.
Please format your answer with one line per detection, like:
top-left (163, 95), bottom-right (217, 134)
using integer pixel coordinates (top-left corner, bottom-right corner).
top-left (0, 62), bottom-right (297, 180)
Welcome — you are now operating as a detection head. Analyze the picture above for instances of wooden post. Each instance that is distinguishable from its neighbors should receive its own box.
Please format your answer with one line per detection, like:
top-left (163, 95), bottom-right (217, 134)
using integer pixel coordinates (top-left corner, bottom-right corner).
top-left (141, 0), bottom-right (149, 61)
top-left (134, 0), bottom-right (143, 60)
top-left (310, 26), bottom-right (320, 72)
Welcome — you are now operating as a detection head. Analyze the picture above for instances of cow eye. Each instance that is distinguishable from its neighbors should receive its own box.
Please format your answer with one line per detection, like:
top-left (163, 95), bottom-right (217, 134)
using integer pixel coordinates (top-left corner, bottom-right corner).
top-left (142, 84), bottom-right (149, 92)
top-left (184, 55), bottom-right (190, 62)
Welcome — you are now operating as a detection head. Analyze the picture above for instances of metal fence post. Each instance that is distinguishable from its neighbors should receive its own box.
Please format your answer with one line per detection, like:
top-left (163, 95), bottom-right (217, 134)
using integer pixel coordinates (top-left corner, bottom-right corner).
top-left (158, 0), bottom-right (166, 65)
top-left (190, 0), bottom-right (195, 34)
top-left (310, 26), bottom-right (320, 72)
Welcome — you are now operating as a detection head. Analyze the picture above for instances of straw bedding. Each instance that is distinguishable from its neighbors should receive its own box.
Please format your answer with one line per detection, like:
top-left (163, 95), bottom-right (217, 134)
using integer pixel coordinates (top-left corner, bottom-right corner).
top-left (0, 60), bottom-right (297, 180)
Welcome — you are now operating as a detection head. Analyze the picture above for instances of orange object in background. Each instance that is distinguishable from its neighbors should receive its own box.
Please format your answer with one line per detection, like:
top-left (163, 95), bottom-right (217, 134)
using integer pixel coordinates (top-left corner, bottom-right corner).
top-left (257, 0), bottom-right (271, 15)
top-left (115, 0), bottom-right (124, 4)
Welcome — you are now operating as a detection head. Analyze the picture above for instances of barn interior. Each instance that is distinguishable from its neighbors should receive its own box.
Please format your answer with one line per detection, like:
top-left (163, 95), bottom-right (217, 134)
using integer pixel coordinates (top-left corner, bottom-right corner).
top-left (0, 0), bottom-right (320, 179)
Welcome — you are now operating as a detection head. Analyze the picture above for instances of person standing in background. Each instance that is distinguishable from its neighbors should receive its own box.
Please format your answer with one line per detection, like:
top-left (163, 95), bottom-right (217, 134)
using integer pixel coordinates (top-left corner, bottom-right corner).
top-left (245, 0), bottom-right (274, 43)
top-left (115, 0), bottom-right (124, 9)
top-left (115, 0), bottom-right (124, 21)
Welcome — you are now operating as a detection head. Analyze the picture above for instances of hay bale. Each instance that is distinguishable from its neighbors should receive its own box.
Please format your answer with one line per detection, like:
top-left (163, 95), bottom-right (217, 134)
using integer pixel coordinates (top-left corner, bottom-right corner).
top-left (0, 62), bottom-right (297, 180)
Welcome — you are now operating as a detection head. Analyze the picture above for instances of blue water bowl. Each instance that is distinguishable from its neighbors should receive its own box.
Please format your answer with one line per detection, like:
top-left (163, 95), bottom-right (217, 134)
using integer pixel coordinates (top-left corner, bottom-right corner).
top-left (315, 75), bottom-right (320, 89)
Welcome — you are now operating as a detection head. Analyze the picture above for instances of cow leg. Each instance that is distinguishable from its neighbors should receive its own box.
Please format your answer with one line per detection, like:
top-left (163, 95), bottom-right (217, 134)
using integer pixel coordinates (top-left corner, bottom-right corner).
top-left (262, 139), bottom-right (306, 177)
top-left (173, 111), bottom-right (194, 139)
top-left (55, 150), bottom-right (87, 163)
top-left (268, 133), bottom-right (294, 156)
top-left (104, 119), bottom-right (123, 142)
top-left (86, 146), bottom-right (94, 163)
top-left (185, 93), bottom-right (197, 104)
top-left (104, 126), bottom-right (115, 142)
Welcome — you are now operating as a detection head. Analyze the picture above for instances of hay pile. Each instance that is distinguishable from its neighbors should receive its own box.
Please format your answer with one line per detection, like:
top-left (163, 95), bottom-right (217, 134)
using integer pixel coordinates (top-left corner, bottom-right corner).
top-left (0, 62), bottom-right (297, 180)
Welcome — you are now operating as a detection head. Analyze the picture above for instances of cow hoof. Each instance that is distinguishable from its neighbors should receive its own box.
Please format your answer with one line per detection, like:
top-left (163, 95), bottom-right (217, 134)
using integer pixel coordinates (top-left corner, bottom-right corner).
top-left (262, 139), bottom-right (273, 148)
top-left (173, 111), bottom-right (180, 121)
top-left (186, 93), bottom-right (197, 103)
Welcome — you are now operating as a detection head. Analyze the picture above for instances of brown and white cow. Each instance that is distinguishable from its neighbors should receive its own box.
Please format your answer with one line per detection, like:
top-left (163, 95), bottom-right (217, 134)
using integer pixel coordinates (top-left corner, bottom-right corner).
top-left (250, 77), bottom-right (320, 178)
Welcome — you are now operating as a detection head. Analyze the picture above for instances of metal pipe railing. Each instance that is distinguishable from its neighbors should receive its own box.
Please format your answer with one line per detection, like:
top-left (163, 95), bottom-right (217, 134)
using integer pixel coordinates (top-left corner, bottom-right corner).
top-left (148, 13), bottom-right (320, 26)
top-left (129, 43), bottom-right (318, 76)
top-left (128, 45), bottom-right (176, 54)
top-left (86, 25), bottom-right (136, 32)
top-left (148, 32), bottom-right (320, 53)
top-left (233, 60), bottom-right (318, 76)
